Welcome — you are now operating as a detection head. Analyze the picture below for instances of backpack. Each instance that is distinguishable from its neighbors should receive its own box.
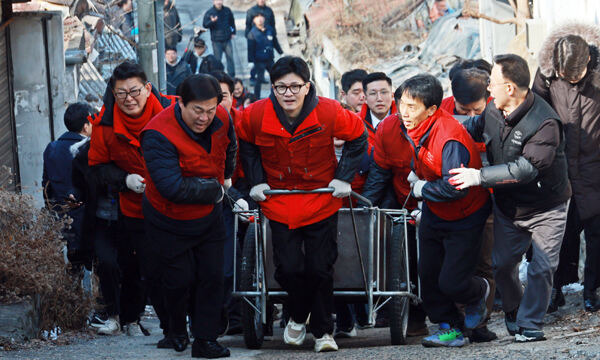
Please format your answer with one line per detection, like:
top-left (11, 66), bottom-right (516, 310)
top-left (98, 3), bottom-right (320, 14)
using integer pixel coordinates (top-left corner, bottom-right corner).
top-left (199, 54), bottom-right (224, 74)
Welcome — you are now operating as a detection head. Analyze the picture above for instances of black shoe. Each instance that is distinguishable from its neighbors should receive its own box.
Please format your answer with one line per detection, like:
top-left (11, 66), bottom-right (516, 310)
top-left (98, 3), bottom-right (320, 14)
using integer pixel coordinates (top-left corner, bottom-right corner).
top-left (406, 320), bottom-right (428, 337)
top-left (157, 335), bottom-right (173, 349)
top-left (515, 327), bottom-right (545, 342)
top-left (547, 288), bottom-right (566, 313)
top-left (192, 339), bottom-right (230, 358)
top-left (584, 294), bottom-right (600, 312)
top-left (469, 326), bottom-right (498, 343)
top-left (172, 335), bottom-right (190, 352)
top-left (504, 309), bottom-right (518, 336)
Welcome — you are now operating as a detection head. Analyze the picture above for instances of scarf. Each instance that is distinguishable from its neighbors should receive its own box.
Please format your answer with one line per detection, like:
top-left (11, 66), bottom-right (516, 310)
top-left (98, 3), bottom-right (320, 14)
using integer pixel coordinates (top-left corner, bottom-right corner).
top-left (113, 93), bottom-right (164, 145)
top-left (407, 110), bottom-right (438, 146)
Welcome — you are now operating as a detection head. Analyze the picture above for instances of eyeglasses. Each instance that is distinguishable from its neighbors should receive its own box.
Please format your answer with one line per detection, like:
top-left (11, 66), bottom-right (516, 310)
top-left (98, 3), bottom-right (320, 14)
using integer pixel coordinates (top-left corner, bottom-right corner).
top-left (273, 83), bottom-right (306, 95)
top-left (114, 86), bottom-right (145, 100)
top-left (367, 90), bottom-right (391, 98)
top-left (487, 79), bottom-right (511, 88)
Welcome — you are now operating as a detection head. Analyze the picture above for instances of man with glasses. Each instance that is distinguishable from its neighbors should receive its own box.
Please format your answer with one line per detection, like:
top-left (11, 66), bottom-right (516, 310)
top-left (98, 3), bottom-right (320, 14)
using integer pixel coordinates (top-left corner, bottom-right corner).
top-left (88, 61), bottom-right (176, 340)
top-left (236, 56), bottom-right (367, 352)
top-left (449, 54), bottom-right (571, 342)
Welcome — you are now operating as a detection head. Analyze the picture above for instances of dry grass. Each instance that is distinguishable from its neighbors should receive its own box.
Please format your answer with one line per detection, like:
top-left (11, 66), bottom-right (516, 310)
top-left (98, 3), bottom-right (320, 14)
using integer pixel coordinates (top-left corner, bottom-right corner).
top-left (0, 188), bottom-right (92, 337)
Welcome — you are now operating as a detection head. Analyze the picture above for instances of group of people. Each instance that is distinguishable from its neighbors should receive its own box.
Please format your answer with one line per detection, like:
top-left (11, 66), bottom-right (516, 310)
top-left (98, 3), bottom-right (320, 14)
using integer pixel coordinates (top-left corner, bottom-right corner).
top-left (40, 21), bottom-right (600, 358)
top-left (165, 0), bottom-right (279, 103)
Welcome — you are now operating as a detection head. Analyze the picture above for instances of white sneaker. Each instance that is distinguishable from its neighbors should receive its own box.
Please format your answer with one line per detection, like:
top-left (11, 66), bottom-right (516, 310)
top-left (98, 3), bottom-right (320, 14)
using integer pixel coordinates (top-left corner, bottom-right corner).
top-left (333, 325), bottom-right (357, 338)
top-left (96, 316), bottom-right (120, 335)
top-left (125, 321), bottom-right (144, 336)
top-left (314, 334), bottom-right (338, 352)
top-left (283, 319), bottom-right (306, 346)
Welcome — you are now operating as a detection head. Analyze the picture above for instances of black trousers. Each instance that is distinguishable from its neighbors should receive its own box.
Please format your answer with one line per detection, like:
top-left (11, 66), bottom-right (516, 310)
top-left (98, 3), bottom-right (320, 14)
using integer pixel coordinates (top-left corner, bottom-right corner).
top-left (270, 214), bottom-right (338, 338)
top-left (146, 218), bottom-right (226, 340)
top-left (554, 200), bottom-right (600, 296)
top-left (121, 216), bottom-right (169, 332)
top-left (418, 220), bottom-right (486, 327)
top-left (253, 60), bottom-right (273, 98)
top-left (94, 218), bottom-right (121, 317)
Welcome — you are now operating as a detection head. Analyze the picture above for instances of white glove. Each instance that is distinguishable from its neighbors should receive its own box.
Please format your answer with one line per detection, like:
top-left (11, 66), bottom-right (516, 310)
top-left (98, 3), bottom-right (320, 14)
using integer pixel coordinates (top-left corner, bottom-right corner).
top-left (410, 209), bottom-right (422, 226)
top-left (126, 174), bottom-right (146, 194)
top-left (250, 183), bottom-right (270, 202)
top-left (234, 198), bottom-right (250, 222)
top-left (328, 179), bottom-right (352, 198)
top-left (412, 180), bottom-right (426, 198)
top-left (407, 171), bottom-right (420, 185)
top-left (448, 167), bottom-right (481, 190)
top-left (234, 198), bottom-right (249, 211)
top-left (223, 178), bottom-right (232, 191)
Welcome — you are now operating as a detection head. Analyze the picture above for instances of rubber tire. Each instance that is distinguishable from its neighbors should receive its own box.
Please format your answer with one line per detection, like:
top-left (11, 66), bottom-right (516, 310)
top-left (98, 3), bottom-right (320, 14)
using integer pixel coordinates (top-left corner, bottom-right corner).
top-left (388, 222), bottom-right (410, 345)
top-left (240, 224), bottom-right (265, 349)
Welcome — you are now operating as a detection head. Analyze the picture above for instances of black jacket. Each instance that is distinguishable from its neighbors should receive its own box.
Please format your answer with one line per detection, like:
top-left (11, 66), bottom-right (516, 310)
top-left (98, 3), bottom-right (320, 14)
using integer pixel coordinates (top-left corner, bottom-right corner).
top-left (245, 4), bottom-right (276, 37)
top-left (247, 25), bottom-right (282, 63)
top-left (42, 131), bottom-right (85, 206)
top-left (141, 103), bottom-right (237, 234)
top-left (464, 91), bottom-right (571, 218)
top-left (166, 59), bottom-right (192, 95)
top-left (203, 5), bottom-right (236, 42)
top-left (164, 0), bottom-right (182, 47)
top-left (533, 23), bottom-right (600, 220)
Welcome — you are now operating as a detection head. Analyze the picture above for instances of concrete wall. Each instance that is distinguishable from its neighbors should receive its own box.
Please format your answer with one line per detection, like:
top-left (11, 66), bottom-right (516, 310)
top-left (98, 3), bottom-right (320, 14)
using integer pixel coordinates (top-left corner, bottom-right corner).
top-left (10, 12), bottom-right (66, 207)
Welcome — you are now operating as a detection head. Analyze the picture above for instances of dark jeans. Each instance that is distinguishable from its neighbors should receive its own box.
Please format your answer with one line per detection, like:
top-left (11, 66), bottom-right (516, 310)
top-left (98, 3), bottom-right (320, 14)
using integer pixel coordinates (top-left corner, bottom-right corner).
top-left (253, 60), bottom-right (272, 98)
top-left (270, 214), bottom-right (338, 338)
top-left (94, 218), bottom-right (121, 317)
top-left (418, 220), bottom-right (487, 328)
top-left (212, 40), bottom-right (235, 77)
top-left (116, 216), bottom-right (145, 324)
top-left (146, 218), bottom-right (226, 340)
top-left (556, 200), bottom-right (600, 297)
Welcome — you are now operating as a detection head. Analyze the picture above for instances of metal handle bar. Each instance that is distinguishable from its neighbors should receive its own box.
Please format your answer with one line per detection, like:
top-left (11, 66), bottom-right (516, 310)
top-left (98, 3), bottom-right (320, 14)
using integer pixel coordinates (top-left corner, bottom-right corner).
top-left (263, 188), bottom-right (373, 207)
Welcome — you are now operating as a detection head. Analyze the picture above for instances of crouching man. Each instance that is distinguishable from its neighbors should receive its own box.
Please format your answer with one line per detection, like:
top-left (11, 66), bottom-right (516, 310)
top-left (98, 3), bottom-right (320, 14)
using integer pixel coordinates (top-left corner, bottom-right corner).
top-left (141, 74), bottom-right (236, 358)
top-left (236, 56), bottom-right (367, 352)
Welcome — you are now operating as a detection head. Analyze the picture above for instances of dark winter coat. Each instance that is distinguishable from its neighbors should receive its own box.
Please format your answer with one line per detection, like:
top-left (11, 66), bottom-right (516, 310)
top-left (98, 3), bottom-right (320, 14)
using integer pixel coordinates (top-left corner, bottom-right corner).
top-left (42, 131), bottom-right (85, 206)
top-left (533, 23), bottom-right (600, 220)
top-left (164, 0), bottom-right (183, 48)
top-left (245, 4), bottom-right (276, 37)
top-left (181, 51), bottom-right (225, 74)
top-left (247, 25), bottom-right (282, 63)
top-left (166, 59), bottom-right (192, 95)
top-left (203, 5), bottom-right (236, 42)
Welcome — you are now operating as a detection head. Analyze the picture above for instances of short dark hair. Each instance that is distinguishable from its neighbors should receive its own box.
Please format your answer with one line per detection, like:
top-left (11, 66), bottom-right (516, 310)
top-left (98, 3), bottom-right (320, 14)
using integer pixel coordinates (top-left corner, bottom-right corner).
top-left (452, 68), bottom-right (490, 105)
top-left (165, 46), bottom-right (177, 53)
top-left (341, 69), bottom-right (367, 93)
top-left (64, 102), bottom-right (93, 133)
top-left (233, 77), bottom-right (244, 87)
top-left (362, 72), bottom-right (392, 92)
top-left (449, 58), bottom-right (492, 80)
top-left (253, 12), bottom-right (265, 20)
top-left (270, 56), bottom-right (310, 84)
top-left (193, 37), bottom-right (206, 48)
top-left (553, 35), bottom-right (590, 81)
top-left (493, 54), bottom-right (530, 90)
top-left (177, 74), bottom-right (223, 106)
top-left (398, 73), bottom-right (443, 109)
top-left (109, 61), bottom-right (147, 89)
top-left (210, 70), bottom-right (234, 93)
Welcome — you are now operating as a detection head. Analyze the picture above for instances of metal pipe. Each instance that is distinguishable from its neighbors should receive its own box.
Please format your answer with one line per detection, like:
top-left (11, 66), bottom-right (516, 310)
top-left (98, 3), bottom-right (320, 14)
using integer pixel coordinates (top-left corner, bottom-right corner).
top-left (367, 207), bottom-right (374, 326)
top-left (264, 188), bottom-right (372, 206)
top-left (42, 18), bottom-right (55, 141)
top-left (154, 0), bottom-right (166, 93)
top-left (233, 291), bottom-right (419, 298)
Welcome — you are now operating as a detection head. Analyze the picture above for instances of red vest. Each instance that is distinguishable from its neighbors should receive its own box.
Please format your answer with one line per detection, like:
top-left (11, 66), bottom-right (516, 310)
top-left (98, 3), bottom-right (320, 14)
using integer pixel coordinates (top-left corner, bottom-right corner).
top-left (373, 114), bottom-right (418, 210)
top-left (238, 97), bottom-right (365, 229)
top-left (142, 104), bottom-right (231, 220)
top-left (88, 94), bottom-right (176, 218)
top-left (408, 109), bottom-right (489, 221)
top-left (440, 96), bottom-right (490, 153)
top-left (352, 101), bottom-right (397, 194)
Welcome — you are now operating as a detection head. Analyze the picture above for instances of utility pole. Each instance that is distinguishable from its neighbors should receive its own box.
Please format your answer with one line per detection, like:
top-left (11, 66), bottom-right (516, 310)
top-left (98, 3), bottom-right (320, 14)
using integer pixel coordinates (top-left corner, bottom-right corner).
top-left (155, 0), bottom-right (167, 93)
top-left (137, 0), bottom-right (159, 85)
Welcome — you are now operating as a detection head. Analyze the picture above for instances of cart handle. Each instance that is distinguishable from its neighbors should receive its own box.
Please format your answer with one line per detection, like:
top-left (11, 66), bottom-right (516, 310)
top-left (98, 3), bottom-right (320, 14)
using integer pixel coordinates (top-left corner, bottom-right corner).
top-left (264, 187), bottom-right (373, 207)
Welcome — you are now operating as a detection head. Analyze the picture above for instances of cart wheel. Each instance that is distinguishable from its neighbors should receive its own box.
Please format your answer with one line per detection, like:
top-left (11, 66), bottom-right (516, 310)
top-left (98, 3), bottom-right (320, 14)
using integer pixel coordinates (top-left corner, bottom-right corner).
top-left (388, 222), bottom-right (410, 345)
top-left (240, 223), bottom-right (265, 349)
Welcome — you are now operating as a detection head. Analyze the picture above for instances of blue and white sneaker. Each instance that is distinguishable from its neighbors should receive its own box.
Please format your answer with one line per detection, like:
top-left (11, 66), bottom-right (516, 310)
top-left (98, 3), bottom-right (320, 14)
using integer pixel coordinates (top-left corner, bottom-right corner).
top-left (422, 323), bottom-right (466, 347)
top-left (504, 309), bottom-right (519, 336)
top-left (465, 278), bottom-right (490, 329)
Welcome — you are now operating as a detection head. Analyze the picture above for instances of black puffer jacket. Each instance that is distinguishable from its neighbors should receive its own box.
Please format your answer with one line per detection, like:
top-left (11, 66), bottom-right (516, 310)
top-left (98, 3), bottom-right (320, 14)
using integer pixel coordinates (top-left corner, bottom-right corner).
top-left (533, 23), bottom-right (600, 220)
